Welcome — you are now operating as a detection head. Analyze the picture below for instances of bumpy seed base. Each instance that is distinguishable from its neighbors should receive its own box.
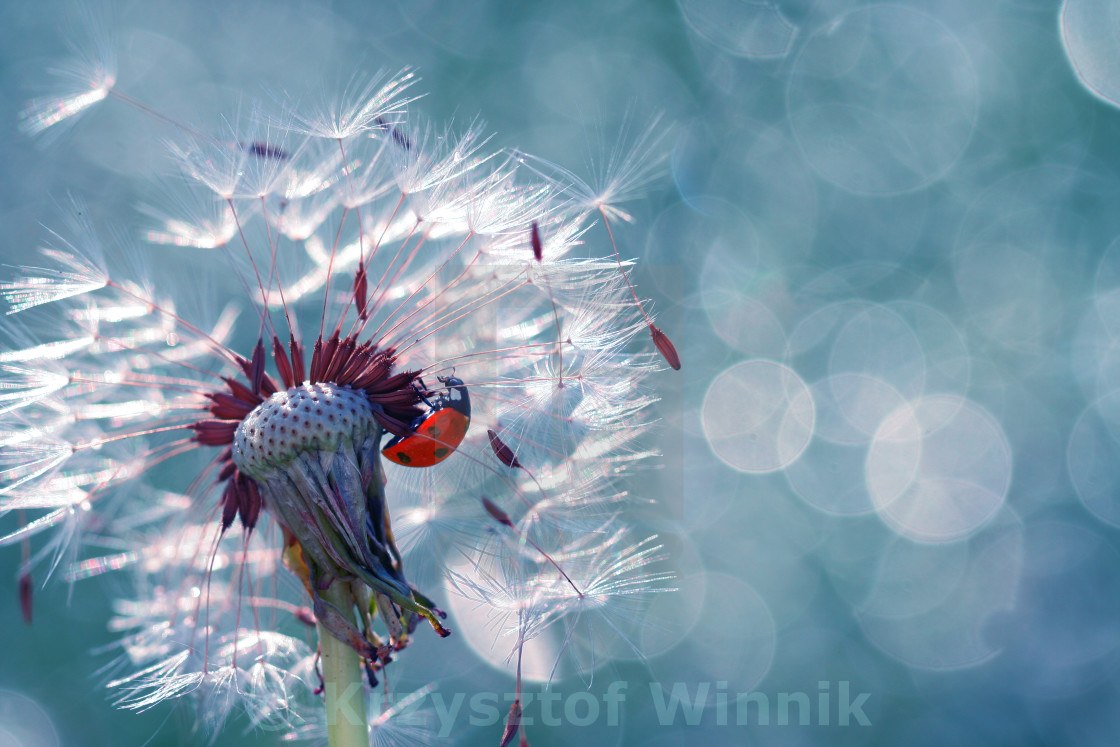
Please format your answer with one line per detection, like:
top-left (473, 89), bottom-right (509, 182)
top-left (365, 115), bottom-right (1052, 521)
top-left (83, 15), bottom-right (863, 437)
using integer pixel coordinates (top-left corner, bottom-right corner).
top-left (232, 382), bottom-right (377, 478)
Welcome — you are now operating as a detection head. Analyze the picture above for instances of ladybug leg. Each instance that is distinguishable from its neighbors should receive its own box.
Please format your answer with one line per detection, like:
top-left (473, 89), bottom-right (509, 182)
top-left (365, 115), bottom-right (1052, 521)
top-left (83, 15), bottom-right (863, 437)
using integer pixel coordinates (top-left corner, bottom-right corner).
top-left (412, 380), bottom-right (437, 409)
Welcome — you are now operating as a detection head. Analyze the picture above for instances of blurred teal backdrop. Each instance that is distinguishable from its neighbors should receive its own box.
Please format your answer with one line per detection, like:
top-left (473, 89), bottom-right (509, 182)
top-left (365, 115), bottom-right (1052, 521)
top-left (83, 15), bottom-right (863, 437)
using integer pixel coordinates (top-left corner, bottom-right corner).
top-left (3, 0), bottom-right (1120, 745)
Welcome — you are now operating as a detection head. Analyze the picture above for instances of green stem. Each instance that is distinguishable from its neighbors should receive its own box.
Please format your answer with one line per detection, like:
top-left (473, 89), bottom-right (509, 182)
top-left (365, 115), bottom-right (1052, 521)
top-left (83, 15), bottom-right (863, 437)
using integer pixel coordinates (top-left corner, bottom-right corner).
top-left (318, 583), bottom-right (369, 747)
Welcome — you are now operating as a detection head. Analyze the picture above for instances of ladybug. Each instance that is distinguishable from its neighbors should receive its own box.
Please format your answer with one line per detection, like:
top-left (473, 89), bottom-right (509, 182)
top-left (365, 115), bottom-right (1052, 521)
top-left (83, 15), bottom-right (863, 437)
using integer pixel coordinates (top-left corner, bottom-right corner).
top-left (381, 376), bottom-right (471, 467)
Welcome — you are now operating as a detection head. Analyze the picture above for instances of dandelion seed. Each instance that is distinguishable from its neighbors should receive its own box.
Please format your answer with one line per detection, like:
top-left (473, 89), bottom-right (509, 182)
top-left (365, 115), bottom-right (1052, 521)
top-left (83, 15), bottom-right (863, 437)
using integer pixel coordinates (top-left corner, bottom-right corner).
top-left (18, 17), bottom-right (117, 137)
top-left (488, 428), bottom-right (523, 469)
top-left (0, 242), bottom-right (109, 314)
top-left (282, 70), bottom-right (420, 141)
top-left (514, 119), bottom-right (681, 370)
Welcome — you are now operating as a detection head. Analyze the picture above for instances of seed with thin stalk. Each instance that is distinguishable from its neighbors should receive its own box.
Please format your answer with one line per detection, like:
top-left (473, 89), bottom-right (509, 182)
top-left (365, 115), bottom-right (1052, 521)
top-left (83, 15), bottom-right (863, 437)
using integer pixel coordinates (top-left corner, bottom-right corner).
top-left (480, 496), bottom-right (582, 598)
top-left (650, 324), bottom-right (681, 371)
top-left (500, 700), bottom-right (523, 747)
top-left (487, 428), bottom-right (523, 469)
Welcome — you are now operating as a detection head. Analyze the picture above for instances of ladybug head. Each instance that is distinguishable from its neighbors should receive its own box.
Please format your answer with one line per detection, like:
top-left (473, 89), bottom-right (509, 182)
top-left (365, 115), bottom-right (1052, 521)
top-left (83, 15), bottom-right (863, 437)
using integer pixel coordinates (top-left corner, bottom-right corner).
top-left (436, 376), bottom-right (471, 419)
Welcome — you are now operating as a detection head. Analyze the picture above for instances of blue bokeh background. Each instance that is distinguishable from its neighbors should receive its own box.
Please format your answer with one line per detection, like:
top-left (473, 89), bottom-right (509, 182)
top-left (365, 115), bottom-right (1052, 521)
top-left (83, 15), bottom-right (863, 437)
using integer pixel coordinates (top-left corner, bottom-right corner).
top-left (3, 0), bottom-right (1120, 745)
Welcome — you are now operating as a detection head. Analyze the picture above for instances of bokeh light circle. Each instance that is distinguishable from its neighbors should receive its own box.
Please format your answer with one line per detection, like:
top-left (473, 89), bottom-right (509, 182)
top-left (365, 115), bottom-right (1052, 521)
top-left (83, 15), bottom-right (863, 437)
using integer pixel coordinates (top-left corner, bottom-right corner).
top-left (638, 572), bottom-right (708, 658)
top-left (1068, 389), bottom-right (1120, 528)
top-left (884, 300), bottom-right (971, 398)
top-left (859, 537), bottom-right (970, 619)
top-left (444, 559), bottom-right (566, 683)
top-left (706, 294), bottom-right (786, 358)
top-left (786, 300), bottom-right (927, 402)
top-left (858, 513), bottom-right (1023, 670)
top-left (828, 304), bottom-right (926, 398)
top-left (702, 360), bottom-right (814, 473)
top-left (650, 573), bottom-right (776, 697)
top-left (788, 5), bottom-right (978, 194)
top-left (785, 374), bottom-right (908, 516)
top-left (1061, 0), bottom-right (1120, 108)
top-left (0, 691), bottom-right (58, 747)
top-left (867, 395), bottom-right (1012, 543)
top-left (678, 0), bottom-right (798, 58)
top-left (698, 123), bottom-right (819, 265)
top-left (990, 521), bottom-right (1120, 697)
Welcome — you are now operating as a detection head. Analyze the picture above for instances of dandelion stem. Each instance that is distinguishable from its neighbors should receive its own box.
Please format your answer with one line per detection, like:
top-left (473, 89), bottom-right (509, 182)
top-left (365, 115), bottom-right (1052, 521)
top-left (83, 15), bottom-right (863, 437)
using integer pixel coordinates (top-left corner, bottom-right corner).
top-left (319, 583), bottom-right (369, 747)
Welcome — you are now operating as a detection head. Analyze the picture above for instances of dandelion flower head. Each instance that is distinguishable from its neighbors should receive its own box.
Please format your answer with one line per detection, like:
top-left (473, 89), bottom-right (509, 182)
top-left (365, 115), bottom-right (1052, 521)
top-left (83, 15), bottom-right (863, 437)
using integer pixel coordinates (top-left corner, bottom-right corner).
top-left (2, 26), bottom-right (677, 745)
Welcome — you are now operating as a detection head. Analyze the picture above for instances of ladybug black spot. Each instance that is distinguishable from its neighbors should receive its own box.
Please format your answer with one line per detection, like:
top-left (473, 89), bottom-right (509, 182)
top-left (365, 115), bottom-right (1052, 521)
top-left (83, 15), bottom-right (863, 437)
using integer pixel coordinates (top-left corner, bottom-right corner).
top-left (395, 452), bottom-right (412, 464)
top-left (434, 447), bottom-right (449, 458)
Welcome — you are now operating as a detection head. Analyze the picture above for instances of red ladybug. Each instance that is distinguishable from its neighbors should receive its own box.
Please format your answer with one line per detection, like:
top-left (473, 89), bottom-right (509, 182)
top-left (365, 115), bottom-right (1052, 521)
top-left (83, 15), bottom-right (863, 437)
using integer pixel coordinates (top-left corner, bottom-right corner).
top-left (381, 376), bottom-right (471, 467)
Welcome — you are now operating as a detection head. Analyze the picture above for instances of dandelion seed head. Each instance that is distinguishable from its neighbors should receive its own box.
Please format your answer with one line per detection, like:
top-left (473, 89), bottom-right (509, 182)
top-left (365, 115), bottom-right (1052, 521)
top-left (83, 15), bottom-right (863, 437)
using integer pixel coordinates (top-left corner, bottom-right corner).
top-left (5, 32), bottom-right (674, 741)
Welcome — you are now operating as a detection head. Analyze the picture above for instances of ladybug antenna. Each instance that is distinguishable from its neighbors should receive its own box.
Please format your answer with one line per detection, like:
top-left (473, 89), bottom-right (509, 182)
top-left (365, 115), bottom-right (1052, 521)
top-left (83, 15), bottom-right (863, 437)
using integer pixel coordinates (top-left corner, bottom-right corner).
top-left (412, 381), bottom-right (437, 409)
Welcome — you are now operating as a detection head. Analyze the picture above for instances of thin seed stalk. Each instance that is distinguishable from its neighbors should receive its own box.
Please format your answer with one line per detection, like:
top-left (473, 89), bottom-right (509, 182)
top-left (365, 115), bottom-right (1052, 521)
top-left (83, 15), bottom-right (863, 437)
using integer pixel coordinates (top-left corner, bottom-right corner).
top-left (318, 581), bottom-right (368, 747)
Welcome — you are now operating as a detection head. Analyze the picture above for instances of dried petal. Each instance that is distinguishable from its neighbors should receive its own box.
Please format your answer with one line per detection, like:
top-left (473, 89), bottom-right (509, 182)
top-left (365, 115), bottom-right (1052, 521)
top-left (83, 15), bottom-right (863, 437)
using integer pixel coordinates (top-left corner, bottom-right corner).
top-left (272, 335), bottom-right (294, 388)
top-left (220, 478), bottom-right (239, 531)
top-left (249, 337), bottom-right (266, 394)
top-left (191, 419), bottom-right (239, 446)
top-left (239, 477), bottom-right (262, 530)
top-left (289, 336), bottom-right (305, 384)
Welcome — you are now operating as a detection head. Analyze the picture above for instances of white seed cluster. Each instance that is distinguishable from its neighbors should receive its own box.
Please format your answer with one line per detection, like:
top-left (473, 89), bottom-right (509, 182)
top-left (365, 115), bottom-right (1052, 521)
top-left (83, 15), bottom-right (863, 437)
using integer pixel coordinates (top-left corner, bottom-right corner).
top-left (232, 382), bottom-right (376, 478)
